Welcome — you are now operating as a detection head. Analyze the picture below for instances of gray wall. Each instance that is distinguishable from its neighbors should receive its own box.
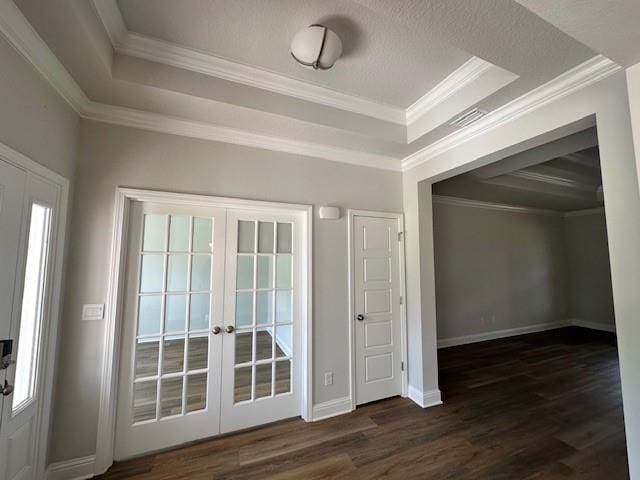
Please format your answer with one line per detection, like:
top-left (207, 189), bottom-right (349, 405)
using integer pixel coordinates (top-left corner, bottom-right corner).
top-left (0, 36), bottom-right (78, 179)
top-left (565, 212), bottom-right (615, 327)
top-left (50, 120), bottom-right (403, 463)
top-left (433, 202), bottom-right (570, 341)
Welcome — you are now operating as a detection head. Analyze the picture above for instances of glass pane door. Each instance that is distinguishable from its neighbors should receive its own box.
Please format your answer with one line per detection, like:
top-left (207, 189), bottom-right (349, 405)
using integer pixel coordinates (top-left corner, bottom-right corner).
top-left (115, 203), bottom-right (225, 460)
top-left (220, 211), bottom-right (300, 433)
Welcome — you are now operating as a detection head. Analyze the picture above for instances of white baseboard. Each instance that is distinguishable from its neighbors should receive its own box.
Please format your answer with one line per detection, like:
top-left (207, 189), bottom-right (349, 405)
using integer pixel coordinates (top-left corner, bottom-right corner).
top-left (311, 396), bottom-right (353, 421)
top-left (407, 385), bottom-right (442, 409)
top-left (47, 455), bottom-right (95, 480)
top-left (571, 318), bottom-right (616, 333)
top-left (437, 321), bottom-right (572, 349)
top-left (437, 319), bottom-right (616, 349)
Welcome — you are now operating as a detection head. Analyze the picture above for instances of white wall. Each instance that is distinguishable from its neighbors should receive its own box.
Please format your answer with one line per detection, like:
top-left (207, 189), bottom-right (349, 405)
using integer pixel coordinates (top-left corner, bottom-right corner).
top-left (49, 120), bottom-right (402, 464)
top-left (564, 211), bottom-right (615, 328)
top-left (0, 36), bottom-right (78, 179)
top-left (405, 71), bottom-right (640, 477)
top-left (432, 202), bottom-right (569, 342)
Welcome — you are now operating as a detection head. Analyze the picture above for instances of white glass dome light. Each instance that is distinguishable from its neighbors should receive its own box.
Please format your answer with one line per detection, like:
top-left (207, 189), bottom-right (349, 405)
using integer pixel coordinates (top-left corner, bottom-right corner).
top-left (290, 24), bottom-right (343, 70)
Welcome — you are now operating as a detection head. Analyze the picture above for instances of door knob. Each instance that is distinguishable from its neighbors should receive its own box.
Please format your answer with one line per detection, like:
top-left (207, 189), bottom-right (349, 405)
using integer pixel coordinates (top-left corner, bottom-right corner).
top-left (1, 380), bottom-right (13, 396)
top-left (212, 326), bottom-right (221, 335)
top-left (356, 314), bottom-right (364, 321)
top-left (225, 325), bottom-right (235, 333)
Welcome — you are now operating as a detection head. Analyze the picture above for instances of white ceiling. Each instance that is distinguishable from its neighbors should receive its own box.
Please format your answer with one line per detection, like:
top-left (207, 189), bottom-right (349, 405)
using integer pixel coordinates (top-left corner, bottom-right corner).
top-left (117, 0), bottom-right (472, 108)
top-left (6, 0), bottom-right (634, 171)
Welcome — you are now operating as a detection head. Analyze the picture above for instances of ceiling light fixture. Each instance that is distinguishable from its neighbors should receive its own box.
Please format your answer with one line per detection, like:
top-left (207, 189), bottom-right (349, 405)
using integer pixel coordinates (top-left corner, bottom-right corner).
top-left (290, 24), bottom-right (343, 70)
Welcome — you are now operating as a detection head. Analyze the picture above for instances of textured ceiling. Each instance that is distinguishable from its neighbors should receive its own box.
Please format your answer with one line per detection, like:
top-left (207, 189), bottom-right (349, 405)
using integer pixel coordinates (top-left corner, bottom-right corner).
top-left (433, 139), bottom-right (603, 212)
top-left (117, 0), bottom-right (472, 108)
top-left (515, 0), bottom-right (640, 67)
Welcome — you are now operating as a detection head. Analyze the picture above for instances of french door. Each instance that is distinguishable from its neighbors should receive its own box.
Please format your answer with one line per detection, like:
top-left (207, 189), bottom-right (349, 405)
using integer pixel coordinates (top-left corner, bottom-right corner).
top-left (0, 159), bottom-right (58, 480)
top-left (115, 201), bottom-right (303, 459)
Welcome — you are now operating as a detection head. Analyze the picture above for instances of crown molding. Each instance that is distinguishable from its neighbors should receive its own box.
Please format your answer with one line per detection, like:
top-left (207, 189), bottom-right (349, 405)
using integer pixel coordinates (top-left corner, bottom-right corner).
top-left (432, 195), bottom-right (563, 216)
top-left (82, 102), bottom-right (402, 170)
top-left (507, 170), bottom-right (596, 192)
top-left (564, 206), bottom-right (605, 217)
top-left (0, 0), bottom-right (401, 171)
top-left (402, 55), bottom-right (622, 171)
top-left (406, 57), bottom-right (493, 124)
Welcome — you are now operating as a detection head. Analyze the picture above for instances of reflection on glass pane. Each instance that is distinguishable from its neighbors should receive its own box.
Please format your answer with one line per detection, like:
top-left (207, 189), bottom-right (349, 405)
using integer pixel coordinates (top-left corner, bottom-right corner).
top-left (255, 363), bottom-right (272, 399)
top-left (169, 215), bottom-right (189, 252)
top-left (191, 255), bottom-right (211, 291)
top-left (167, 255), bottom-right (188, 291)
top-left (186, 373), bottom-right (207, 413)
top-left (140, 254), bottom-right (164, 292)
top-left (234, 366), bottom-right (252, 403)
top-left (188, 335), bottom-right (208, 371)
top-left (143, 215), bottom-right (166, 252)
top-left (275, 360), bottom-right (291, 395)
top-left (256, 291), bottom-right (273, 326)
top-left (236, 256), bottom-right (254, 290)
top-left (276, 325), bottom-right (292, 358)
top-left (160, 377), bottom-right (183, 418)
top-left (133, 380), bottom-right (157, 423)
top-left (193, 217), bottom-right (213, 252)
top-left (13, 204), bottom-right (50, 409)
top-left (256, 256), bottom-right (273, 289)
top-left (235, 330), bottom-right (252, 365)
top-left (276, 290), bottom-right (292, 324)
top-left (258, 222), bottom-right (274, 253)
top-left (256, 328), bottom-right (273, 361)
top-left (277, 223), bottom-right (292, 253)
top-left (162, 336), bottom-right (185, 374)
top-left (189, 293), bottom-right (210, 330)
top-left (238, 221), bottom-right (255, 253)
top-left (138, 295), bottom-right (162, 336)
top-left (276, 256), bottom-right (292, 289)
top-left (236, 292), bottom-right (253, 328)
top-left (165, 295), bottom-right (186, 333)
top-left (135, 338), bottom-right (159, 378)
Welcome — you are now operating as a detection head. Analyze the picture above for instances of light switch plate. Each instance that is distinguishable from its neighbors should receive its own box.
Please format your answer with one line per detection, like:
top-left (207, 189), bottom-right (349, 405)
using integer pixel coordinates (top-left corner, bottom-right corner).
top-left (82, 303), bottom-right (104, 321)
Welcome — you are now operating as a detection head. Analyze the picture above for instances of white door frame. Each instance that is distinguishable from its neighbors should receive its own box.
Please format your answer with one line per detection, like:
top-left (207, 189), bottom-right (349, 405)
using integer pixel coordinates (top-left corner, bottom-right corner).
top-left (0, 142), bottom-right (69, 480)
top-left (347, 210), bottom-right (408, 411)
top-left (95, 188), bottom-right (312, 475)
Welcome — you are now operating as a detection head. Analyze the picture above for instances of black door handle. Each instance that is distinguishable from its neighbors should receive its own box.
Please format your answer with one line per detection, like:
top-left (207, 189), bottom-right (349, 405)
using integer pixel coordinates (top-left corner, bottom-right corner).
top-left (356, 314), bottom-right (364, 321)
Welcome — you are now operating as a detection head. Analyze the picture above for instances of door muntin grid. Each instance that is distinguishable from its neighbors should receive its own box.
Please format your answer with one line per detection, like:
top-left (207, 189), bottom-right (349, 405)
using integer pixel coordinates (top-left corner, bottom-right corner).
top-left (132, 214), bottom-right (215, 424)
top-left (233, 220), bottom-right (293, 404)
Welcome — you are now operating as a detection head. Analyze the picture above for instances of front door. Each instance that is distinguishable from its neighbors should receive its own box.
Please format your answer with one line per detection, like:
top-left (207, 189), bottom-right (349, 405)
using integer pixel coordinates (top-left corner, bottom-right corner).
top-left (0, 160), bottom-right (57, 480)
top-left (115, 201), bottom-right (303, 459)
top-left (353, 215), bottom-right (403, 405)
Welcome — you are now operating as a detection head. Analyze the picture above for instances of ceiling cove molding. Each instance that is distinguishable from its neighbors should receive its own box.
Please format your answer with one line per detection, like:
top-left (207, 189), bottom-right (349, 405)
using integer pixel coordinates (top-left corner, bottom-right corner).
top-left (0, 0), bottom-right (400, 171)
top-left (83, 102), bottom-right (402, 171)
top-left (507, 170), bottom-right (596, 192)
top-left (402, 55), bottom-right (622, 171)
top-left (564, 206), bottom-right (605, 217)
top-left (405, 57), bottom-right (493, 124)
top-left (92, 0), bottom-right (406, 125)
top-left (432, 195), bottom-right (563, 217)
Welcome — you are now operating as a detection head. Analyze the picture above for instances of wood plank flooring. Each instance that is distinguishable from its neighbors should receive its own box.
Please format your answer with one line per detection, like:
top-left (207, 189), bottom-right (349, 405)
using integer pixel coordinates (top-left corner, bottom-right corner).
top-left (98, 327), bottom-right (628, 479)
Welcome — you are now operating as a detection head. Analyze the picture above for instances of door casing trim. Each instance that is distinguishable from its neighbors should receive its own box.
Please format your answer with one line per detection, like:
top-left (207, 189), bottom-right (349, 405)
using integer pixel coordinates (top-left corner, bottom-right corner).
top-left (95, 187), bottom-right (313, 474)
top-left (347, 209), bottom-right (408, 411)
top-left (0, 141), bottom-right (69, 480)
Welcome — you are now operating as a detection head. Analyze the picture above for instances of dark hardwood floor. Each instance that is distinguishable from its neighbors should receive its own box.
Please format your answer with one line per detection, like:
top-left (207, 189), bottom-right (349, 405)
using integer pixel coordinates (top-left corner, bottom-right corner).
top-left (98, 327), bottom-right (628, 479)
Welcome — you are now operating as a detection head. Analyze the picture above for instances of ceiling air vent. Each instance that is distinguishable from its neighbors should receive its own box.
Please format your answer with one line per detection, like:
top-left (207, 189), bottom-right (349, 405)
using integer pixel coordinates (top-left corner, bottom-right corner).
top-left (450, 108), bottom-right (488, 128)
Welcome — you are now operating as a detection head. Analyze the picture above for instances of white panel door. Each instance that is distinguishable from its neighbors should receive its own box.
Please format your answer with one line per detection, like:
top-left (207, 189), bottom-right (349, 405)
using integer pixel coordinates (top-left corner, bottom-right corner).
top-left (0, 160), bottom-right (57, 480)
top-left (354, 215), bottom-right (402, 405)
top-left (220, 211), bottom-right (300, 433)
top-left (115, 202), bottom-right (226, 459)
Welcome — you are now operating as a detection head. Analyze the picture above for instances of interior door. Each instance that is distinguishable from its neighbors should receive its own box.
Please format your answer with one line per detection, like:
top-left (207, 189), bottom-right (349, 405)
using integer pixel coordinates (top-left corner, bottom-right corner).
top-left (115, 202), bottom-right (226, 459)
top-left (353, 215), bottom-right (403, 405)
top-left (0, 160), bottom-right (57, 480)
top-left (220, 211), bottom-right (300, 432)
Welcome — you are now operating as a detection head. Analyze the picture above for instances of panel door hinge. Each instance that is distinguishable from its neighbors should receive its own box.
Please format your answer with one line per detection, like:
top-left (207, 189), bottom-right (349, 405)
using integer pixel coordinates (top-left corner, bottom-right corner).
top-left (399, 295), bottom-right (403, 305)
top-left (401, 361), bottom-right (404, 371)
top-left (398, 231), bottom-right (404, 242)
